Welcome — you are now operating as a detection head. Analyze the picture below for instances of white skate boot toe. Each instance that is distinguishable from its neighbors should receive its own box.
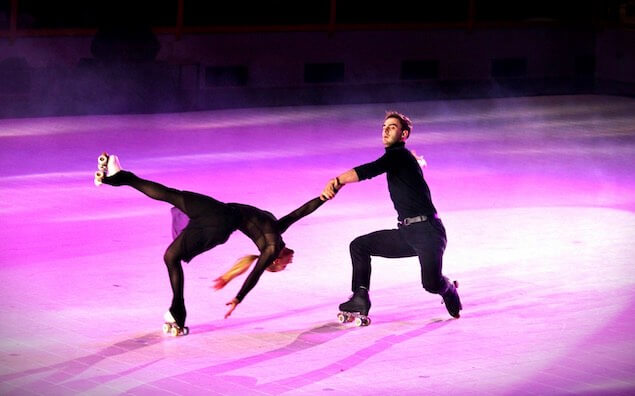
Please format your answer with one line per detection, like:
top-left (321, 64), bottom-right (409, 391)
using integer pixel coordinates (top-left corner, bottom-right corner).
top-left (106, 154), bottom-right (122, 177)
top-left (163, 311), bottom-right (176, 324)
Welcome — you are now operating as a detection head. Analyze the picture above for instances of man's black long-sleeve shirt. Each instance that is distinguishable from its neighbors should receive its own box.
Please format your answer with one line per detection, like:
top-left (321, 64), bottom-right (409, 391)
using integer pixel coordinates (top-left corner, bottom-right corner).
top-left (354, 142), bottom-right (437, 221)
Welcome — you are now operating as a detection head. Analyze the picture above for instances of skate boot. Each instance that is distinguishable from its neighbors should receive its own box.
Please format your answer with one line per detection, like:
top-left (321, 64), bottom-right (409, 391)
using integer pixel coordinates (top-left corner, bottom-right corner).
top-left (162, 311), bottom-right (189, 336)
top-left (441, 278), bottom-right (462, 319)
top-left (337, 287), bottom-right (372, 326)
top-left (94, 152), bottom-right (122, 186)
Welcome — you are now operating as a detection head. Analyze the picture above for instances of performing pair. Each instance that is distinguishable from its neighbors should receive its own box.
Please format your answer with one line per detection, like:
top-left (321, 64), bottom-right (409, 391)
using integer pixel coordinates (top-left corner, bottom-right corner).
top-left (94, 111), bottom-right (462, 335)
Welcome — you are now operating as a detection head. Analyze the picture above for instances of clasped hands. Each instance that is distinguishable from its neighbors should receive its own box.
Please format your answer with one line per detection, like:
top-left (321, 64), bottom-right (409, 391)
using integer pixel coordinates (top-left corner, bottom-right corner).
top-left (321, 177), bottom-right (341, 200)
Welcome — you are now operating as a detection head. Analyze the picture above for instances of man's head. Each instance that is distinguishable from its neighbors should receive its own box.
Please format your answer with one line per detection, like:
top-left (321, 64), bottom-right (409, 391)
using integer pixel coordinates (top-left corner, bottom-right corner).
top-left (382, 111), bottom-right (412, 147)
top-left (267, 247), bottom-right (295, 272)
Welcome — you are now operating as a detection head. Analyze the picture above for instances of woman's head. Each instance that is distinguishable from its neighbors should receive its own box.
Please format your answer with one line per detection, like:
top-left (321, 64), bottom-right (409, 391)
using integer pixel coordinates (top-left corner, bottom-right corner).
top-left (267, 247), bottom-right (295, 272)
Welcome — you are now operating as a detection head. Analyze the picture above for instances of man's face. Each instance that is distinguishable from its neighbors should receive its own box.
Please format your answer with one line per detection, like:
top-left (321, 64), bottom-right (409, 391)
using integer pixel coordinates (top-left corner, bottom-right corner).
top-left (382, 117), bottom-right (407, 147)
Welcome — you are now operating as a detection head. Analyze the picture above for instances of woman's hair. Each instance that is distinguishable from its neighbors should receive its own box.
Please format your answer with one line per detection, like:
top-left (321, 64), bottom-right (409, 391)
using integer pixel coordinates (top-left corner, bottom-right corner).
top-left (214, 247), bottom-right (295, 289)
top-left (215, 254), bottom-right (259, 289)
top-left (278, 246), bottom-right (294, 258)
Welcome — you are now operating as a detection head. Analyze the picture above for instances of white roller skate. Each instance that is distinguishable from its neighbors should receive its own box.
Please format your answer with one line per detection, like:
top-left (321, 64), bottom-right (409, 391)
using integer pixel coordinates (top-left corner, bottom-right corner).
top-left (94, 152), bottom-right (122, 186)
top-left (162, 311), bottom-right (189, 336)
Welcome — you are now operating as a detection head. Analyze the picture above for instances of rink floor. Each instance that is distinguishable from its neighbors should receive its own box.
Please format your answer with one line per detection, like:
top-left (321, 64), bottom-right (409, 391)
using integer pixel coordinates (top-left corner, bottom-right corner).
top-left (1, 94), bottom-right (634, 395)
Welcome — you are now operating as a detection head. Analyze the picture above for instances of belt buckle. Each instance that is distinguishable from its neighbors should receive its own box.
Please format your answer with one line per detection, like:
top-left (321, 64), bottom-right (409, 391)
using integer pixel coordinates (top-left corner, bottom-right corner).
top-left (403, 215), bottom-right (427, 226)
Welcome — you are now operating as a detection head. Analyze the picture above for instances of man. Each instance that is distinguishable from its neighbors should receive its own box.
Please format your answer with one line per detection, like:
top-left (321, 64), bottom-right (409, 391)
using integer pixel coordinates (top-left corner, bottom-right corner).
top-left (322, 111), bottom-right (462, 320)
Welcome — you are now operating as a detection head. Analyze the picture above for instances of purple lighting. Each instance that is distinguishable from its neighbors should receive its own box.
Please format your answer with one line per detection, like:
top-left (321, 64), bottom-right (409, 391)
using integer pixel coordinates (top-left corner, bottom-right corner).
top-left (1, 95), bottom-right (634, 395)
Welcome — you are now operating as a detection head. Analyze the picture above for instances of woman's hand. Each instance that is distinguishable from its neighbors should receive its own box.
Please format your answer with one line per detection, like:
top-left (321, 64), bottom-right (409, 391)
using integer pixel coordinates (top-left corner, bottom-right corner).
top-left (224, 298), bottom-right (239, 319)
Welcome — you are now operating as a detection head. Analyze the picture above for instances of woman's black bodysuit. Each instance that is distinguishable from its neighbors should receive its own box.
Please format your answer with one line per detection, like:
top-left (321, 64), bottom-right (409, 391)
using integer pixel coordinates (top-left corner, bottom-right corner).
top-left (104, 170), bottom-right (324, 327)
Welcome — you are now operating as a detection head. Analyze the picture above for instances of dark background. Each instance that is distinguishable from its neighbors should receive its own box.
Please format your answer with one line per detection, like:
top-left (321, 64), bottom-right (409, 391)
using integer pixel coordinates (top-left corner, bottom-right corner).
top-left (0, 0), bottom-right (633, 118)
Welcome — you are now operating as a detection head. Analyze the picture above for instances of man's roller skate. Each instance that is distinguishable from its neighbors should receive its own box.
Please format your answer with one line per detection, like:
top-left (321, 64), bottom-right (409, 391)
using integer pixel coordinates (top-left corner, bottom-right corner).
top-left (440, 277), bottom-right (462, 318)
top-left (162, 311), bottom-right (189, 336)
top-left (337, 286), bottom-right (372, 327)
top-left (94, 152), bottom-right (122, 186)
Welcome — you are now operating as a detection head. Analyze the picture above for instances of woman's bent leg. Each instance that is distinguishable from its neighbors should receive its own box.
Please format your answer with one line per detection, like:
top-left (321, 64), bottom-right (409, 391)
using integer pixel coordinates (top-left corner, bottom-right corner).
top-left (163, 233), bottom-right (187, 328)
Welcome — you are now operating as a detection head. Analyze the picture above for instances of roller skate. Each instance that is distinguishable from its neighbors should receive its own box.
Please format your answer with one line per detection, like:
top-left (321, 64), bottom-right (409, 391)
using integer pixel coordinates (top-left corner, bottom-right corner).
top-left (162, 311), bottom-right (189, 336)
top-left (337, 286), bottom-right (372, 327)
top-left (94, 152), bottom-right (122, 186)
top-left (441, 278), bottom-right (462, 318)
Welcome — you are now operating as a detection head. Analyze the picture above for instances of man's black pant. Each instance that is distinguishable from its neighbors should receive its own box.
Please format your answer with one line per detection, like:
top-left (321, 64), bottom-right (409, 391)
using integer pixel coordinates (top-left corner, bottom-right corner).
top-left (349, 217), bottom-right (448, 294)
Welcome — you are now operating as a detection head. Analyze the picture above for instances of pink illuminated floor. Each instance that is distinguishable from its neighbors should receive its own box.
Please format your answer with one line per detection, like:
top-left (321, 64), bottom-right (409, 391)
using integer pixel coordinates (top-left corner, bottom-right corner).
top-left (1, 95), bottom-right (634, 395)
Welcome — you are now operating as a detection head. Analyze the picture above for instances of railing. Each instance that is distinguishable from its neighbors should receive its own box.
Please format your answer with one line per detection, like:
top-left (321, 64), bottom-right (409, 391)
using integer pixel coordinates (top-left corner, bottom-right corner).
top-left (0, 0), bottom-right (628, 44)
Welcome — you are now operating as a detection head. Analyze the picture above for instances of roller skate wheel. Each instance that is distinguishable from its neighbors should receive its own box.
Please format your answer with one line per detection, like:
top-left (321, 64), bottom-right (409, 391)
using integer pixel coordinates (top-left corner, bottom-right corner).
top-left (98, 153), bottom-right (108, 167)
top-left (337, 313), bottom-right (347, 323)
top-left (94, 170), bottom-right (104, 186)
top-left (183, 327), bottom-right (189, 336)
top-left (170, 327), bottom-right (179, 337)
top-left (162, 323), bottom-right (171, 334)
top-left (354, 317), bottom-right (363, 327)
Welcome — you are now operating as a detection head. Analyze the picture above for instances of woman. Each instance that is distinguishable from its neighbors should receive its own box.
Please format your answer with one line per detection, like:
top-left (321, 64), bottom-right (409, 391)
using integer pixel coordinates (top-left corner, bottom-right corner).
top-left (95, 152), bottom-right (332, 335)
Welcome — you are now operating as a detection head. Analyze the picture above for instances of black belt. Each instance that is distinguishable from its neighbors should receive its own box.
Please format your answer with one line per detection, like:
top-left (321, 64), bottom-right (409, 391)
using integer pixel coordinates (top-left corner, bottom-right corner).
top-left (398, 214), bottom-right (436, 226)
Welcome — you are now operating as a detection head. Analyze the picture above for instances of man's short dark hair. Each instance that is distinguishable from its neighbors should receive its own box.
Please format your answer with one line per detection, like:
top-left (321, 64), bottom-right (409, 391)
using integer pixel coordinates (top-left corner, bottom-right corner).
top-left (385, 111), bottom-right (412, 135)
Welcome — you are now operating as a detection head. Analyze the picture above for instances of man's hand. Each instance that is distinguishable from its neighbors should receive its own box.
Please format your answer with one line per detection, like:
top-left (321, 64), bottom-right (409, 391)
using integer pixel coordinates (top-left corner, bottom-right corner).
top-left (224, 298), bottom-right (239, 319)
top-left (410, 149), bottom-right (427, 168)
top-left (321, 178), bottom-right (341, 200)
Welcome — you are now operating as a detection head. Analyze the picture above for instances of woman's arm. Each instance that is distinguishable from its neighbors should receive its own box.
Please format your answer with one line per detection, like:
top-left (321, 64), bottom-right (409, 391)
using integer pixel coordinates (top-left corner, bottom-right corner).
top-left (223, 245), bottom-right (278, 318)
top-left (276, 196), bottom-right (326, 234)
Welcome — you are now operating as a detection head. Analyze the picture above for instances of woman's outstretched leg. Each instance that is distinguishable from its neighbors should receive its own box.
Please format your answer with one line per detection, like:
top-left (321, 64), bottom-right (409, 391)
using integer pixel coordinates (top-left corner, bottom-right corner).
top-left (98, 154), bottom-right (187, 213)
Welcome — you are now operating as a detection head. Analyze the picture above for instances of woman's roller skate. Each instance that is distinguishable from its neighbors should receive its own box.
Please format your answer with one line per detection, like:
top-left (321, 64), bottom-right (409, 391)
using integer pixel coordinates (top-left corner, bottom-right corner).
top-left (337, 286), bottom-right (372, 327)
top-left (441, 277), bottom-right (462, 318)
top-left (94, 152), bottom-right (122, 186)
top-left (162, 311), bottom-right (189, 336)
